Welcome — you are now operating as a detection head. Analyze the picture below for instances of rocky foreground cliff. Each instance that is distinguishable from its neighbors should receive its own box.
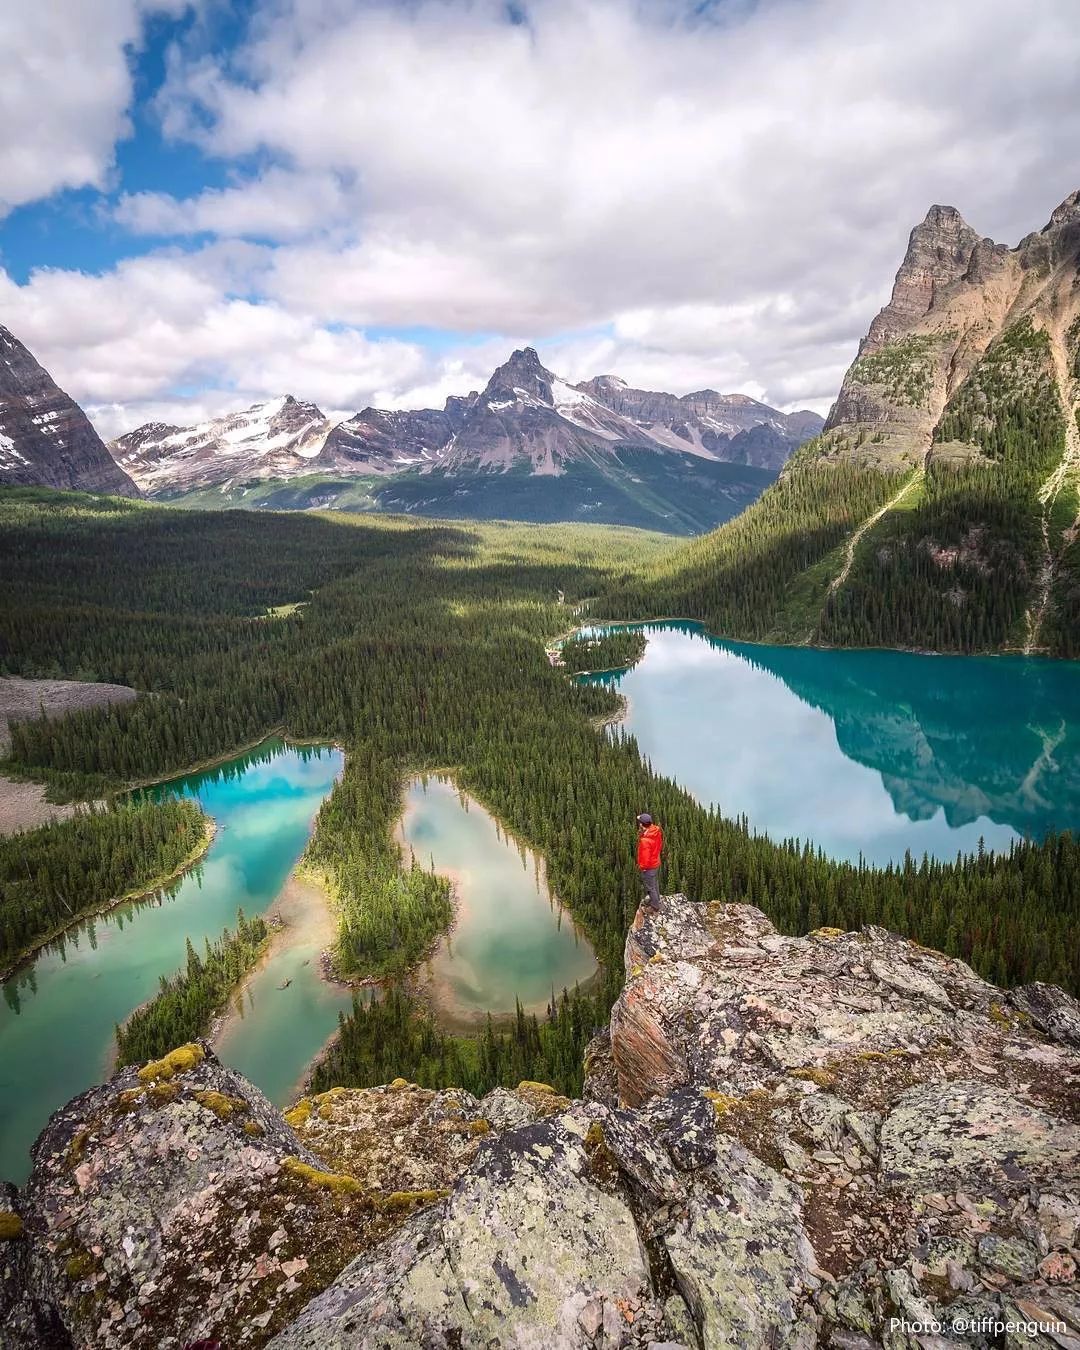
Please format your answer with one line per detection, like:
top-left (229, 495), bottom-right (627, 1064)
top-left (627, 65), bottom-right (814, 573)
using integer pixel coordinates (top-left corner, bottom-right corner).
top-left (2, 898), bottom-right (1078, 1348)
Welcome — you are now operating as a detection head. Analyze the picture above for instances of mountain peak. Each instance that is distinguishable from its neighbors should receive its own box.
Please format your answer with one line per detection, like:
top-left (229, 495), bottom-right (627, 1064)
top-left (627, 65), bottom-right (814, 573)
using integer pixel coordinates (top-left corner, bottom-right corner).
top-left (482, 347), bottom-right (557, 407)
top-left (859, 203), bottom-right (982, 354)
top-left (1045, 188), bottom-right (1080, 231)
top-left (496, 347), bottom-right (551, 379)
top-left (917, 203), bottom-right (973, 233)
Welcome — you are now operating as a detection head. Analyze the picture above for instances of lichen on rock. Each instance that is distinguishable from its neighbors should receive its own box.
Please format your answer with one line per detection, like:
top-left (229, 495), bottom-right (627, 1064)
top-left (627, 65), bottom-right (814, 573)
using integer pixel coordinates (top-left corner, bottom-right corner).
top-left (4, 899), bottom-right (1080, 1349)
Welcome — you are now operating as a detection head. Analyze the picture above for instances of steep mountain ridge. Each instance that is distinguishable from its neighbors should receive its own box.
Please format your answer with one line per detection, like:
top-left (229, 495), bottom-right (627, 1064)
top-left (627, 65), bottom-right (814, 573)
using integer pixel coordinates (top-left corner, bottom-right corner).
top-left (110, 396), bottom-right (332, 495)
top-left (4, 897), bottom-right (1078, 1347)
top-left (577, 374), bottom-right (820, 468)
top-left (0, 327), bottom-right (138, 498)
top-left (814, 189), bottom-right (1080, 653)
top-left (821, 190), bottom-right (1080, 475)
top-left (597, 189), bottom-right (1080, 655)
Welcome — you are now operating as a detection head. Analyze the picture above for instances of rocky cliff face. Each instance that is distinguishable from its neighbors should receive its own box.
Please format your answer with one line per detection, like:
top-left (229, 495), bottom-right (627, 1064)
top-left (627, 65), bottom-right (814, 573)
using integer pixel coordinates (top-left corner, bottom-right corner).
top-left (0, 326), bottom-right (138, 497)
top-left (820, 191), bottom-right (1080, 471)
top-left (3, 899), bottom-right (1078, 1348)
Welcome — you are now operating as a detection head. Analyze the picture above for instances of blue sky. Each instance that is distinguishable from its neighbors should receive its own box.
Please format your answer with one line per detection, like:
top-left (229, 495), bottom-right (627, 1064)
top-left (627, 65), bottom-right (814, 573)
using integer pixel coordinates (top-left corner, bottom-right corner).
top-left (1, 0), bottom-right (1078, 439)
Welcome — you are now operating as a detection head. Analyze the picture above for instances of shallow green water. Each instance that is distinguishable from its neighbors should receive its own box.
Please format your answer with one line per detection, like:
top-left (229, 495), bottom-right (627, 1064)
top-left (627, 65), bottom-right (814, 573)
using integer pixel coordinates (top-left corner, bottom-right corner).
top-left (0, 739), bottom-right (343, 1184)
top-left (400, 777), bottom-right (597, 1027)
top-left (583, 623), bottom-right (1080, 865)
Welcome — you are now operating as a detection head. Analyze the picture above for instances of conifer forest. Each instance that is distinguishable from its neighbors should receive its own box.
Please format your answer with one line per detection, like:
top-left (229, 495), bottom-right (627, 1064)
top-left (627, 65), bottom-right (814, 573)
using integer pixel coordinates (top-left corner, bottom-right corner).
top-left (0, 484), bottom-right (1077, 1100)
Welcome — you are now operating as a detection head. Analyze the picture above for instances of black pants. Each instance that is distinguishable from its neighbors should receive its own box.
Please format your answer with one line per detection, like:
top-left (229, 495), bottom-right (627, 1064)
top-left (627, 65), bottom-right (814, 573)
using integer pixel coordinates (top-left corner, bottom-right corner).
top-left (640, 867), bottom-right (660, 908)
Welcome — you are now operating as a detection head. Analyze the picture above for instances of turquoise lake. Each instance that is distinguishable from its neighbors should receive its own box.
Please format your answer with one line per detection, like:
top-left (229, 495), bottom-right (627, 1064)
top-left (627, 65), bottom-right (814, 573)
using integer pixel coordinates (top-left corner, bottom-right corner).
top-left (399, 777), bottom-right (598, 1027)
top-left (581, 623), bottom-right (1080, 865)
top-left (0, 740), bottom-right (344, 1184)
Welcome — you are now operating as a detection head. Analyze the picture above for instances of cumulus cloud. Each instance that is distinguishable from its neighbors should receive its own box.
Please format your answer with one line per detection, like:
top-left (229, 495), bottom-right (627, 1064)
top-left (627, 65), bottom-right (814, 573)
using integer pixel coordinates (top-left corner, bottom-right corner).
top-left (0, 252), bottom-right (432, 435)
top-left (0, 1), bottom-right (189, 215)
top-left (5, 0), bottom-right (1080, 429)
top-left (150, 0), bottom-right (1080, 406)
top-left (115, 167), bottom-right (355, 240)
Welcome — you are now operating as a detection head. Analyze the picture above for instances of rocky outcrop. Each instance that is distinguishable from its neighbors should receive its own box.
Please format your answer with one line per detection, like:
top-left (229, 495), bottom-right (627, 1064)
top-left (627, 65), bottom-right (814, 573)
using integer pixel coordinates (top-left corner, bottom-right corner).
top-left (820, 190), bottom-right (1080, 470)
top-left (0, 325), bottom-right (138, 497)
top-left (4, 900), bottom-right (1079, 1348)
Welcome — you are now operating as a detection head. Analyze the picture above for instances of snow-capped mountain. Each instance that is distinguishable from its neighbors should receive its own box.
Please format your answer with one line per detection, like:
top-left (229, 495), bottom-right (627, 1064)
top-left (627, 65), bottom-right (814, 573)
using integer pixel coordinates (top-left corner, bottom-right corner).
top-left (110, 396), bottom-right (332, 494)
top-left (321, 407), bottom-right (457, 472)
top-left (0, 325), bottom-right (138, 497)
top-left (321, 347), bottom-right (822, 479)
top-left (575, 376), bottom-right (823, 469)
top-left (101, 349), bottom-right (823, 530)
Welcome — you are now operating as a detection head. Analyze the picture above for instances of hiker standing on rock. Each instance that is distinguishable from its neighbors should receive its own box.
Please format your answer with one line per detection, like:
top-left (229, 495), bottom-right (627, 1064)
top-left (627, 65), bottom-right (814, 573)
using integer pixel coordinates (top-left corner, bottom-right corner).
top-left (636, 813), bottom-right (663, 911)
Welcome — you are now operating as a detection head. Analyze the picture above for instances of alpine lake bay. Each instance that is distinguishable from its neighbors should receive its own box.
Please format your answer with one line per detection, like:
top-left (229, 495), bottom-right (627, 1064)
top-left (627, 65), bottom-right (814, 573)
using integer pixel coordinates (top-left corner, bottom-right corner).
top-left (578, 622), bottom-right (1080, 867)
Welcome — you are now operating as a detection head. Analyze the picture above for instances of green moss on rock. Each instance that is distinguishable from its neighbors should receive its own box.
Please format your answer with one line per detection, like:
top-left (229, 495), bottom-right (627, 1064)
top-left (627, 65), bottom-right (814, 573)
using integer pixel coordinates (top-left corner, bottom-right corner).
top-left (193, 1089), bottom-right (248, 1121)
top-left (281, 1156), bottom-right (363, 1195)
top-left (137, 1043), bottom-right (204, 1084)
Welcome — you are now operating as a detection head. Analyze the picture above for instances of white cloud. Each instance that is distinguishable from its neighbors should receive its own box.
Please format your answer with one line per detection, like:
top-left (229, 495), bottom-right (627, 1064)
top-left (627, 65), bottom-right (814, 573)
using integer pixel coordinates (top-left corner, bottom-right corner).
top-left (140, 0), bottom-right (1080, 409)
top-left (5, 0), bottom-right (1080, 430)
top-left (115, 167), bottom-right (354, 240)
top-left (0, 1), bottom-right (189, 215)
top-left (0, 253), bottom-right (430, 435)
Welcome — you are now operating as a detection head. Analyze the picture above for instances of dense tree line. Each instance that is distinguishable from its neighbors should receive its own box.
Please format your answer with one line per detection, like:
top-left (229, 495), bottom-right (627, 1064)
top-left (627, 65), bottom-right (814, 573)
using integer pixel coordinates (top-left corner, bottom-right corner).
top-left (310, 985), bottom-right (598, 1099)
top-left (115, 910), bottom-right (268, 1065)
top-left (558, 630), bottom-right (646, 674)
top-left (306, 755), bottom-right (454, 975)
top-left (1, 486), bottom-right (1078, 1111)
top-left (592, 318), bottom-right (1078, 658)
top-left (591, 460), bottom-right (900, 643)
top-left (819, 319), bottom-right (1071, 654)
top-left (0, 798), bottom-right (205, 970)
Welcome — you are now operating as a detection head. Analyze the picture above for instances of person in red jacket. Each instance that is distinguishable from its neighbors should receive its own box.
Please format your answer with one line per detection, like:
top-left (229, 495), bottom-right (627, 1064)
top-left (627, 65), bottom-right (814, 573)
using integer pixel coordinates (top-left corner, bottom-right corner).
top-left (636, 813), bottom-right (663, 911)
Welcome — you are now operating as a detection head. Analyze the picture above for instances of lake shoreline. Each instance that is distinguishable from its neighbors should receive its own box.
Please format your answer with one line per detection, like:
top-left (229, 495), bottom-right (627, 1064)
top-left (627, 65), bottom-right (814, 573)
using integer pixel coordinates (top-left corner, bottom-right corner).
top-left (131, 728), bottom-right (345, 797)
top-left (0, 818), bottom-right (217, 986)
top-left (564, 614), bottom-right (1076, 664)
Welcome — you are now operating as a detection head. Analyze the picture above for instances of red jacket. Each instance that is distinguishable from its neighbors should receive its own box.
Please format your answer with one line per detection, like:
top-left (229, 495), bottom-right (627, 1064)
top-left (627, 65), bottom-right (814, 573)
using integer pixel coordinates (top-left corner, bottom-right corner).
top-left (637, 824), bottom-right (663, 870)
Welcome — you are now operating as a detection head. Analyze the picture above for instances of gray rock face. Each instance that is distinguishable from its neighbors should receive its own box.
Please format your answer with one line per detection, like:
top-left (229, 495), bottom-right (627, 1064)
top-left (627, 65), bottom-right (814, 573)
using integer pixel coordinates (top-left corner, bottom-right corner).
top-left (0, 325), bottom-right (138, 496)
top-left (577, 377), bottom-right (823, 470)
top-left (861, 205), bottom-right (983, 356)
top-left (6, 902), bottom-right (1080, 1349)
top-left (820, 188), bottom-right (1080, 470)
top-left (321, 406), bottom-right (454, 472)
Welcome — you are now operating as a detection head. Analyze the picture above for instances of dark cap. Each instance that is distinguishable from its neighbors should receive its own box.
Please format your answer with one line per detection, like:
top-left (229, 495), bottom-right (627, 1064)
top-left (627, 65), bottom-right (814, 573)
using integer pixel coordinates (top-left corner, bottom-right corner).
top-left (636, 813), bottom-right (653, 825)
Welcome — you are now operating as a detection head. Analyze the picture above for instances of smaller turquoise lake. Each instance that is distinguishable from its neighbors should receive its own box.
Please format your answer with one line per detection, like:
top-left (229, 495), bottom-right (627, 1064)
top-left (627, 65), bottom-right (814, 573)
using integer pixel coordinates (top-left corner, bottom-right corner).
top-left (400, 777), bottom-right (597, 1027)
top-left (581, 623), bottom-right (1080, 865)
top-left (0, 739), bottom-right (344, 1184)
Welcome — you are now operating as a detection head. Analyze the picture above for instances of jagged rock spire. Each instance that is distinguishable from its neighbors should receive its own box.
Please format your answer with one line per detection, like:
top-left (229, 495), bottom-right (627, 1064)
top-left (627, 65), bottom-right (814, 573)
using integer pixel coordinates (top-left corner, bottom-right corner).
top-left (862, 205), bottom-right (982, 354)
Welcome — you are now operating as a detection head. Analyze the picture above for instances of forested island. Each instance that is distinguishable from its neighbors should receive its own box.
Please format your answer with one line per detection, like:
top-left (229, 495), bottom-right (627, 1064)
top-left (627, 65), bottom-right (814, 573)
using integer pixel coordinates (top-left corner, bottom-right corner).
top-left (115, 911), bottom-right (269, 1066)
top-left (557, 629), bottom-right (647, 675)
